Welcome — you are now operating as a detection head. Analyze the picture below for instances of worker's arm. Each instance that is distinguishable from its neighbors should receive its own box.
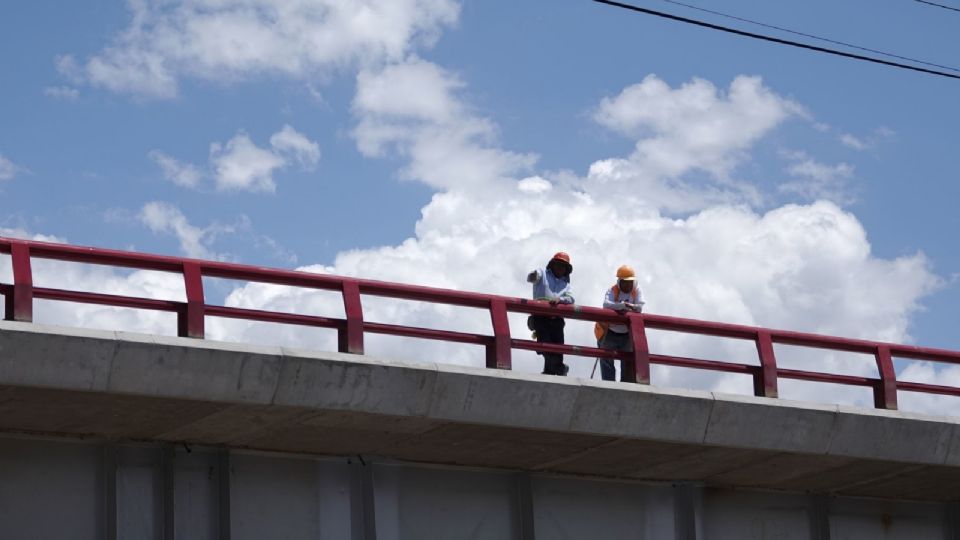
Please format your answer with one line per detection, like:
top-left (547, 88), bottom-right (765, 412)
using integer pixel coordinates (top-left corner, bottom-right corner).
top-left (603, 288), bottom-right (627, 312)
top-left (625, 289), bottom-right (646, 312)
top-left (557, 284), bottom-right (574, 305)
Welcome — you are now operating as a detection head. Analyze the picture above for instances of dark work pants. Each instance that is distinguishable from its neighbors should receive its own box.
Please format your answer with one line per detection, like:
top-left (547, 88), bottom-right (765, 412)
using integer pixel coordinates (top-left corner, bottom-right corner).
top-left (598, 330), bottom-right (633, 382)
top-left (532, 315), bottom-right (566, 375)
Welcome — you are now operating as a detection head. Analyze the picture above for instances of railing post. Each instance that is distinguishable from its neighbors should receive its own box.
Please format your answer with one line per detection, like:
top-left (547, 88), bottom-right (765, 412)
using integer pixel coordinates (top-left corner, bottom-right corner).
top-left (624, 312), bottom-right (650, 384)
top-left (754, 330), bottom-right (779, 398)
top-left (6, 241), bottom-right (33, 322)
top-left (874, 345), bottom-right (898, 410)
top-left (178, 262), bottom-right (205, 338)
top-left (339, 279), bottom-right (364, 354)
top-left (486, 298), bottom-right (512, 370)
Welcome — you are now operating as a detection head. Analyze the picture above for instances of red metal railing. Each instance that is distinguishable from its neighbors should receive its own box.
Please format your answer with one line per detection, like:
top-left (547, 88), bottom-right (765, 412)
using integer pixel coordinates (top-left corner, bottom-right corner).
top-left (2, 237), bottom-right (959, 410)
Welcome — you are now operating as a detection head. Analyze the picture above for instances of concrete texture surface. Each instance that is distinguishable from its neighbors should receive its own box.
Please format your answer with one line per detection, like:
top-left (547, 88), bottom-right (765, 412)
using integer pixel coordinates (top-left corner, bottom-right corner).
top-left (1, 320), bottom-right (958, 501)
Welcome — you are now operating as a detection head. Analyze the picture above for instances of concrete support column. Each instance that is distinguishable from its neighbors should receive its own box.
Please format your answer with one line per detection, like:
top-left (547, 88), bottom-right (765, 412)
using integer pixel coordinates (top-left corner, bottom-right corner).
top-left (946, 501), bottom-right (960, 540)
top-left (514, 473), bottom-right (535, 540)
top-left (102, 445), bottom-right (118, 540)
top-left (809, 495), bottom-right (831, 540)
top-left (674, 483), bottom-right (701, 540)
top-left (162, 445), bottom-right (175, 540)
top-left (218, 449), bottom-right (231, 540)
top-left (350, 460), bottom-right (377, 540)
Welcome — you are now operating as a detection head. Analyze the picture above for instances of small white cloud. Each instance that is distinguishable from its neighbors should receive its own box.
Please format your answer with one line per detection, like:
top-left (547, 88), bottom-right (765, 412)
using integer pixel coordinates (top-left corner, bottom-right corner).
top-left (54, 54), bottom-right (82, 83)
top-left (210, 133), bottom-right (286, 193)
top-left (139, 201), bottom-right (235, 259)
top-left (836, 127), bottom-right (894, 151)
top-left (270, 125), bottom-right (321, 169)
top-left (148, 150), bottom-right (203, 188)
top-left (517, 176), bottom-right (552, 194)
top-left (839, 133), bottom-right (867, 151)
top-left (0, 154), bottom-right (20, 181)
top-left (875, 126), bottom-right (895, 138)
top-left (43, 86), bottom-right (80, 101)
top-left (780, 150), bottom-right (854, 204)
top-left (153, 126), bottom-right (320, 193)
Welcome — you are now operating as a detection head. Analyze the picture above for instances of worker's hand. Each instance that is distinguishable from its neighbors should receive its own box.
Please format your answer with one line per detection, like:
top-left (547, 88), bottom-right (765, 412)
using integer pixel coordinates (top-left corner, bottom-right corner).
top-left (548, 299), bottom-right (560, 306)
top-left (526, 271), bottom-right (538, 283)
top-left (625, 303), bottom-right (640, 312)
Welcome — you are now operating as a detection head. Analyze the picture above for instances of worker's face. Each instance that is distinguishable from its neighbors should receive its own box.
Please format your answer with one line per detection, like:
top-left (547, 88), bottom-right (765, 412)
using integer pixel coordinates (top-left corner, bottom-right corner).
top-left (618, 279), bottom-right (634, 293)
top-left (550, 261), bottom-right (570, 278)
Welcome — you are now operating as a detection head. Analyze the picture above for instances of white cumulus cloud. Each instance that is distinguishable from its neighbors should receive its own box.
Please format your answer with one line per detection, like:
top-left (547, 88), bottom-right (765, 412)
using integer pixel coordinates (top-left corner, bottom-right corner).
top-left (269, 125), bottom-right (321, 169)
top-left (839, 133), bottom-right (867, 150)
top-left (148, 150), bottom-right (203, 188)
top-left (0, 154), bottom-right (20, 181)
top-left (593, 75), bottom-right (802, 180)
top-left (139, 201), bottom-right (232, 259)
top-left (151, 125), bottom-right (319, 192)
top-left (58, 0), bottom-right (460, 99)
top-left (210, 133), bottom-right (287, 193)
top-left (352, 58), bottom-right (537, 190)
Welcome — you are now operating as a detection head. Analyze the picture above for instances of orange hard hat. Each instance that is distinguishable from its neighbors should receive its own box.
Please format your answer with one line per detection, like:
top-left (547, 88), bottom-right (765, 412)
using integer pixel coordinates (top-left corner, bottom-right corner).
top-left (551, 252), bottom-right (571, 264)
top-left (616, 265), bottom-right (636, 281)
top-left (550, 252), bottom-right (573, 272)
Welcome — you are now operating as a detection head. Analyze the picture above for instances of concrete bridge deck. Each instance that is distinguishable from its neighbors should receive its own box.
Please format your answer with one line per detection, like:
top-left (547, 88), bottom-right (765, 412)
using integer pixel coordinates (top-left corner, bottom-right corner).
top-left (1, 320), bottom-right (959, 503)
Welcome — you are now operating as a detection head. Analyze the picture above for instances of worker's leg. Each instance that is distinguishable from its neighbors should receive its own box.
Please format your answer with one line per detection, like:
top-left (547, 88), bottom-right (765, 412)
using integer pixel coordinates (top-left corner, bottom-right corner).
top-left (598, 332), bottom-right (616, 381)
top-left (552, 317), bottom-right (568, 375)
top-left (544, 317), bottom-right (567, 375)
top-left (534, 316), bottom-right (564, 375)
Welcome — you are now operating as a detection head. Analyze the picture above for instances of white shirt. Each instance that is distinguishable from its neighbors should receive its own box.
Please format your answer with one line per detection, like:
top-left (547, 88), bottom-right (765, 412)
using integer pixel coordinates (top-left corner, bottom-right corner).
top-left (602, 286), bottom-right (645, 333)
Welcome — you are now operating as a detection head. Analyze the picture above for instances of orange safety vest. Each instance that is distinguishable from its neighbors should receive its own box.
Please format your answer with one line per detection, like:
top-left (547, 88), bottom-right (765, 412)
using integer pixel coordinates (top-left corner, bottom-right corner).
top-left (594, 285), bottom-right (639, 340)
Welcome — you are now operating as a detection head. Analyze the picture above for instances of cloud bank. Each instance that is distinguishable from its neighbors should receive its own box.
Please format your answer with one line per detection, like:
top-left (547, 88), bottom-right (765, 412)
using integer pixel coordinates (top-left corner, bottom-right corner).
top-left (57, 0), bottom-right (460, 99)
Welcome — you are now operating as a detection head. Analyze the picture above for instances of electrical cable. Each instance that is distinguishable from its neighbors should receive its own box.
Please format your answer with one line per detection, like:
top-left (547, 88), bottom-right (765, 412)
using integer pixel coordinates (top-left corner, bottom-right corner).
top-left (591, 0), bottom-right (960, 81)
top-left (914, 0), bottom-right (960, 14)
top-left (658, 0), bottom-right (960, 73)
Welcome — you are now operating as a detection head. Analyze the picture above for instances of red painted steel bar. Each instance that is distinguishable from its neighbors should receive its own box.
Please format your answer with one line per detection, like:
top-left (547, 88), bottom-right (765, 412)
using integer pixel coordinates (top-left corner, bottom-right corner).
top-left (626, 312), bottom-right (651, 384)
top-left (874, 345), bottom-right (899, 410)
top-left (2, 236), bottom-right (960, 409)
top-left (364, 321), bottom-right (491, 346)
top-left (754, 330), bottom-right (779, 398)
top-left (181, 262), bottom-right (205, 339)
top-left (9, 242), bottom-right (33, 322)
top-left (33, 287), bottom-right (182, 312)
top-left (340, 279), bottom-right (364, 354)
top-left (487, 298), bottom-right (512, 370)
top-left (204, 305), bottom-right (344, 330)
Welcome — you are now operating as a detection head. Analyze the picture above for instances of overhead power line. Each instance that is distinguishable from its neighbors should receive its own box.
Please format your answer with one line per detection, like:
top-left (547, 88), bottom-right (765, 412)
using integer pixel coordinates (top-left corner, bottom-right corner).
top-left (914, 0), bottom-right (960, 14)
top-left (659, 0), bottom-right (960, 73)
top-left (591, 0), bottom-right (960, 81)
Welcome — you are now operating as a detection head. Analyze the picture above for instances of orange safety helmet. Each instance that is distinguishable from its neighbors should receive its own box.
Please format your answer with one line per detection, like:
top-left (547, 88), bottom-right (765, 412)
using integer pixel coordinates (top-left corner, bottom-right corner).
top-left (616, 265), bottom-right (636, 281)
top-left (550, 251), bottom-right (573, 273)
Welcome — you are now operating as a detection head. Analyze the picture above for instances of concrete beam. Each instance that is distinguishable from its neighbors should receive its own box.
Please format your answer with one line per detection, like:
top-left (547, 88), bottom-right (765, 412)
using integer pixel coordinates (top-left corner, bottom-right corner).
top-left (1, 321), bottom-right (959, 502)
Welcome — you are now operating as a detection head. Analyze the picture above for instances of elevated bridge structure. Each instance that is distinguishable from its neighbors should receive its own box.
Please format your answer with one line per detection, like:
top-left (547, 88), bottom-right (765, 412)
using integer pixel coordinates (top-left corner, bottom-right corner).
top-left (1, 237), bottom-right (959, 539)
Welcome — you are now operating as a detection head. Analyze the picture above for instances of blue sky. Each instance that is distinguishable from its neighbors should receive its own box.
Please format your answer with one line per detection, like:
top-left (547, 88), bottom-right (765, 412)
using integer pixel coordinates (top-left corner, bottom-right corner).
top-left (1, 0), bottom-right (959, 401)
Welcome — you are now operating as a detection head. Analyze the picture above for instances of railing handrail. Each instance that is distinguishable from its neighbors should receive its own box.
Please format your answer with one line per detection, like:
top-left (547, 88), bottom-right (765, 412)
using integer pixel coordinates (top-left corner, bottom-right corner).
top-left (2, 236), bottom-right (958, 409)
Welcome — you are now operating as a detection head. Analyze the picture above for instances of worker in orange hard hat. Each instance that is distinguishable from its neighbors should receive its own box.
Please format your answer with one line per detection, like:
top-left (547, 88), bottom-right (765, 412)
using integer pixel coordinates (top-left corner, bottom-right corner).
top-left (594, 265), bottom-right (645, 381)
top-left (526, 252), bottom-right (575, 376)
